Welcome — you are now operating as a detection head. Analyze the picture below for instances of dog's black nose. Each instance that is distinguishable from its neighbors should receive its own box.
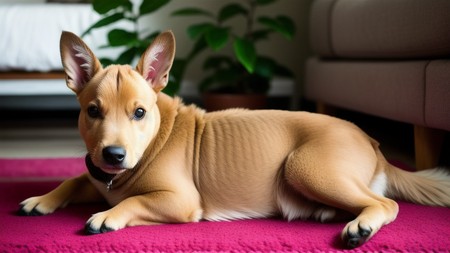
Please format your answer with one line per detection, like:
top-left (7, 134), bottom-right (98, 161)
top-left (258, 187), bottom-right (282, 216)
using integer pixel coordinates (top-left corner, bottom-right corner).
top-left (102, 146), bottom-right (126, 165)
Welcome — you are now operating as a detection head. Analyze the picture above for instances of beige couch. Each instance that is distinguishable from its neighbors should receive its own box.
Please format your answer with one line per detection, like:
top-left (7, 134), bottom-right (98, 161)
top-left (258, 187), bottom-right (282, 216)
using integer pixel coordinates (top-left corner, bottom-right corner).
top-left (304, 0), bottom-right (450, 169)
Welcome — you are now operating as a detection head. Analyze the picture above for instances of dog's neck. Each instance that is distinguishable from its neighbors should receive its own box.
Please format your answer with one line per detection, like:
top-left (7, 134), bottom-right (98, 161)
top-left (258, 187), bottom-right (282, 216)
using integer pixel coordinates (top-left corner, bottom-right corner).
top-left (85, 155), bottom-right (116, 191)
top-left (142, 93), bottom-right (182, 160)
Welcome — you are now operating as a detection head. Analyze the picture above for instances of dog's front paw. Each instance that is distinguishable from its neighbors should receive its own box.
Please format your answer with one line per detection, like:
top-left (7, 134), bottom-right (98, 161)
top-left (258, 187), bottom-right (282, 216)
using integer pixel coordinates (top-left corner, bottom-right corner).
top-left (85, 210), bottom-right (125, 234)
top-left (18, 196), bottom-right (59, 216)
top-left (341, 220), bottom-right (373, 248)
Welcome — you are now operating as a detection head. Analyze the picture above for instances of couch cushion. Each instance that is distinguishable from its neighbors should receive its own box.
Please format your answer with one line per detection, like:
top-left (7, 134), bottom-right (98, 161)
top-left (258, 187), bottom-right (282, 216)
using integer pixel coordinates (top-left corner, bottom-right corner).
top-left (425, 60), bottom-right (450, 131)
top-left (310, 0), bottom-right (450, 59)
top-left (305, 58), bottom-right (426, 125)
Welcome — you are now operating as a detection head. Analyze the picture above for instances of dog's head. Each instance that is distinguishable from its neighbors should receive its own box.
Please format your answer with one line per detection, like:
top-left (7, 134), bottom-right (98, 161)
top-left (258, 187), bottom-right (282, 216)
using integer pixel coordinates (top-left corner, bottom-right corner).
top-left (60, 31), bottom-right (175, 175)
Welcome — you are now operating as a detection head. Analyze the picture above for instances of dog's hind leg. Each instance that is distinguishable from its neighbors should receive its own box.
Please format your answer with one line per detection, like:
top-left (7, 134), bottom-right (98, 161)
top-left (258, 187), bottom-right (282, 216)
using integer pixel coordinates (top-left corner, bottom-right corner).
top-left (283, 137), bottom-right (399, 248)
top-left (338, 189), bottom-right (398, 248)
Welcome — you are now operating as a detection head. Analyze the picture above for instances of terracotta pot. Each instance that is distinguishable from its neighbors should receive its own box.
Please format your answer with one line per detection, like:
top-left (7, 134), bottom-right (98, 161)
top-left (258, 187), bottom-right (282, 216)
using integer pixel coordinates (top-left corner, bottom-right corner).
top-left (202, 93), bottom-right (267, 112)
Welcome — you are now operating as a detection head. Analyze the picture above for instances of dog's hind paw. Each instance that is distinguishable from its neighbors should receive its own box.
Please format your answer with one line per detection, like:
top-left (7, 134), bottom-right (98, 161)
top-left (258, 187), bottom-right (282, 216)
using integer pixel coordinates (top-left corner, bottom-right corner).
top-left (341, 221), bottom-right (373, 248)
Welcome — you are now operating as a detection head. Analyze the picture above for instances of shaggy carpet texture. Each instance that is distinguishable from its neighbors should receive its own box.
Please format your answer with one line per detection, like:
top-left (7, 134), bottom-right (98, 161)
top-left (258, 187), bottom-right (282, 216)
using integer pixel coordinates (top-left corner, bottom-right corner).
top-left (0, 158), bottom-right (449, 252)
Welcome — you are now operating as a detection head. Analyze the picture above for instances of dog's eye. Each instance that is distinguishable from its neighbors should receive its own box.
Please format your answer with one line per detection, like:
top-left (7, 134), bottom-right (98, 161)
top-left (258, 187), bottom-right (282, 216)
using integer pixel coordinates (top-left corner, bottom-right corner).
top-left (87, 106), bottom-right (101, 118)
top-left (133, 108), bottom-right (146, 120)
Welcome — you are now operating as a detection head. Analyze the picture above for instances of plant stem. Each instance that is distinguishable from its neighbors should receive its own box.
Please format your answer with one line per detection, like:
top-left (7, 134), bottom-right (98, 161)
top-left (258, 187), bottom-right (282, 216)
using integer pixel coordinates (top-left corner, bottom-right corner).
top-left (246, 0), bottom-right (256, 40)
top-left (133, 7), bottom-right (139, 39)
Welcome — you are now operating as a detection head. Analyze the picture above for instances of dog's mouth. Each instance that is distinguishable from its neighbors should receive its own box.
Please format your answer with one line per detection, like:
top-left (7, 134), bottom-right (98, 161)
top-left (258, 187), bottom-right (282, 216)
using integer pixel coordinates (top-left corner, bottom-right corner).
top-left (101, 165), bottom-right (128, 174)
top-left (85, 155), bottom-right (127, 183)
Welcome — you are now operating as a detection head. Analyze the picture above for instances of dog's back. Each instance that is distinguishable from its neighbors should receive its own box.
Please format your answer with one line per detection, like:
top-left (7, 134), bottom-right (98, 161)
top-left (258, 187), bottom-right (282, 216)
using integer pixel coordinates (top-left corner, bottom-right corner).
top-left (194, 109), bottom-right (368, 221)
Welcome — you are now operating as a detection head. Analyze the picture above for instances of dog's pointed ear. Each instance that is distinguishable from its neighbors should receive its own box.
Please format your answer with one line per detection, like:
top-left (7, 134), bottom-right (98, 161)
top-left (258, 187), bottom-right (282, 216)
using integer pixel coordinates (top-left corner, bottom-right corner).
top-left (136, 31), bottom-right (175, 93)
top-left (60, 31), bottom-right (102, 94)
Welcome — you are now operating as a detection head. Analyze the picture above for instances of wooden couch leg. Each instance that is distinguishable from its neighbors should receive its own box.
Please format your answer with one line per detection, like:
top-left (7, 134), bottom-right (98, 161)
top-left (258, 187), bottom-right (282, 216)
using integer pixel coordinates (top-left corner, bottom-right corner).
top-left (316, 102), bottom-right (336, 115)
top-left (414, 125), bottom-right (445, 170)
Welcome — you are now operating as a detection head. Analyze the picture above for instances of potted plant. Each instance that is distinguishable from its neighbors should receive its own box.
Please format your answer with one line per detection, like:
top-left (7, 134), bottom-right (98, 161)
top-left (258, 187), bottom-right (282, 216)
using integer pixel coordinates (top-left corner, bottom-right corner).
top-left (81, 0), bottom-right (182, 96)
top-left (172, 0), bottom-right (295, 111)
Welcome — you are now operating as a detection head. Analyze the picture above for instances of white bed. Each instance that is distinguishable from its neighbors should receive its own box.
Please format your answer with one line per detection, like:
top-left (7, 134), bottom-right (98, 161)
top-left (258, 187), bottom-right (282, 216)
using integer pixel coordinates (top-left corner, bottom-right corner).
top-left (0, 3), bottom-right (104, 109)
top-left (0, 4), bottom-right (102, 72)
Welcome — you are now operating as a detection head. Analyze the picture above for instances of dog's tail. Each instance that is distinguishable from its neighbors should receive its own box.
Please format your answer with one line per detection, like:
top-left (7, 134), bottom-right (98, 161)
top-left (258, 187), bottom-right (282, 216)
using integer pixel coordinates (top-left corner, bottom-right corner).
top-left (385, 164), bottom-right (450, 207)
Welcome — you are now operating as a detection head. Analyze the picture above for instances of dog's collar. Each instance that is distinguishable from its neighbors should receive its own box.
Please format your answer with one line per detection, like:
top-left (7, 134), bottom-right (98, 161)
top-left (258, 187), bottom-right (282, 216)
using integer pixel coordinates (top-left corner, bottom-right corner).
top-left (85, 155), bottom-right (116, 191)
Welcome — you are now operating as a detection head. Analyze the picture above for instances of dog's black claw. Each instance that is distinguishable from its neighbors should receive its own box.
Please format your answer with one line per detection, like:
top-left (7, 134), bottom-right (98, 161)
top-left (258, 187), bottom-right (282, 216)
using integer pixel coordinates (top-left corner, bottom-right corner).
top-left (347, 237), bottom-right (362, 248)
top-left (358, 226), bottom-right (372, 238)
top-left (344, 225), bottom-right (372, 248)
top-left (85, 222), bottom-right (100, 235)
top-left (100, 224), bottom-right (115, 233)
top-left (85, 221), bottom-right (115, 235)
top-left (17, 205), bottom-right (44, 216)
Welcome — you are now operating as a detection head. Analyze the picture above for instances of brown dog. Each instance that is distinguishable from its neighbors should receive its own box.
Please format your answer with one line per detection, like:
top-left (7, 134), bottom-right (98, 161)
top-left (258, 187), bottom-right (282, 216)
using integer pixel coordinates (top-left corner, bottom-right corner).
top-left (19, 31), bottom-right (450, 248)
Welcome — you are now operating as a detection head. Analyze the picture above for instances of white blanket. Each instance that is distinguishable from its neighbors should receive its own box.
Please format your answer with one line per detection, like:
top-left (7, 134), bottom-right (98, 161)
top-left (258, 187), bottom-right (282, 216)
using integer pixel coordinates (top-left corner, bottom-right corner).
top-left (0, 4), bottom-right (101, 71)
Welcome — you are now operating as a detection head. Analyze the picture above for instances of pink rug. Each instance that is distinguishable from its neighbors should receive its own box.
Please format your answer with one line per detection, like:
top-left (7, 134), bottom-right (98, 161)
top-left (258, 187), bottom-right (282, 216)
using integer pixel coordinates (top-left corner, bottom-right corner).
top-left (0, 158), bottom-right (449, 252)
top-left (0, 157), bottom-right (85, 180)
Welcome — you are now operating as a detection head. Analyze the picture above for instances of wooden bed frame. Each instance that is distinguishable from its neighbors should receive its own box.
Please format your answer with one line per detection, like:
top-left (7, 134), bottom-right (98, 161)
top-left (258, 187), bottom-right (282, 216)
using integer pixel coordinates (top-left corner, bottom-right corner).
top-left (0, 71), bottom-right (79, 110)
top-left (0, 71), bottom-right (65, 80)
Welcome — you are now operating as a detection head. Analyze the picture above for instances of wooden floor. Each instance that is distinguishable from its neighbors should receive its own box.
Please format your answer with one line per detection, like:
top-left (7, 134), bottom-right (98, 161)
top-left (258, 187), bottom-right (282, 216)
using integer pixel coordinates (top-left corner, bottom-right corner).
top-left (0, 125), bottom-right (84, 158)
top-left (0, 110), bottom-right (83, 158)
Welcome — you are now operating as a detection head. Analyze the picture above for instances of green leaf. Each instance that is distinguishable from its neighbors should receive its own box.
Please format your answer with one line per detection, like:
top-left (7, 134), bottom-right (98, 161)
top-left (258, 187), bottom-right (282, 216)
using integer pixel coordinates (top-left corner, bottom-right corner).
top-left (204, 67), bottom-right (241, 91)
top-left (202, 55), bottom-right (234, 71)
top-left (100, 58), bottom-right (114, 67)
top-left (275, 15), bottom-right (295, 39)
top-left (170, 59), bottom-right (187, 82)
top-left (82, 12), bottom-right (125, 37)
top-left (233, 37), bottom-right (256, 73)
top-left (98, 44), bottom-right (112, 49)
top-left (93, 0), bottom-right (130, 14)
top-left (254, 57), bottom-right (276, 79)
top-left (115, 47), bottom-right (137, 65)
top-left (258, 17), bottom-right (278, 31)
top-left (122, 1), bottom-right (133, 12)
top-left (218, 3), bottom-right (248, 23)
top-left (187, 37), bottom-right (208, 60)
top-left (255, 0), bottom-right (276, 5)
top-left (144, 31), bottom-right (160, 41)
top-left (205, 27), bottom-right (229, 51)
top-left (250, 29), bottom-right (272, 42)
top-left (134, 39), bottom-right (150, 56)
top-left (166, 58), bottom-right (187, 96)
top-left (171, 7), bottom-right (214, 17)
top-left (187, 23), bottom-right (214, 39)
top-left (258, 16), bottom-right (295, 40)
top-left (255, 56), bottom-right (294, 78)
top-left (139, 0), bottom-right (170, 16)
top-left (132, 31), bottom-right (159, 55)
top-left (108, 29), bottom-right (137, 47)
top-left (163, 80), bottom-right (178, 97)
